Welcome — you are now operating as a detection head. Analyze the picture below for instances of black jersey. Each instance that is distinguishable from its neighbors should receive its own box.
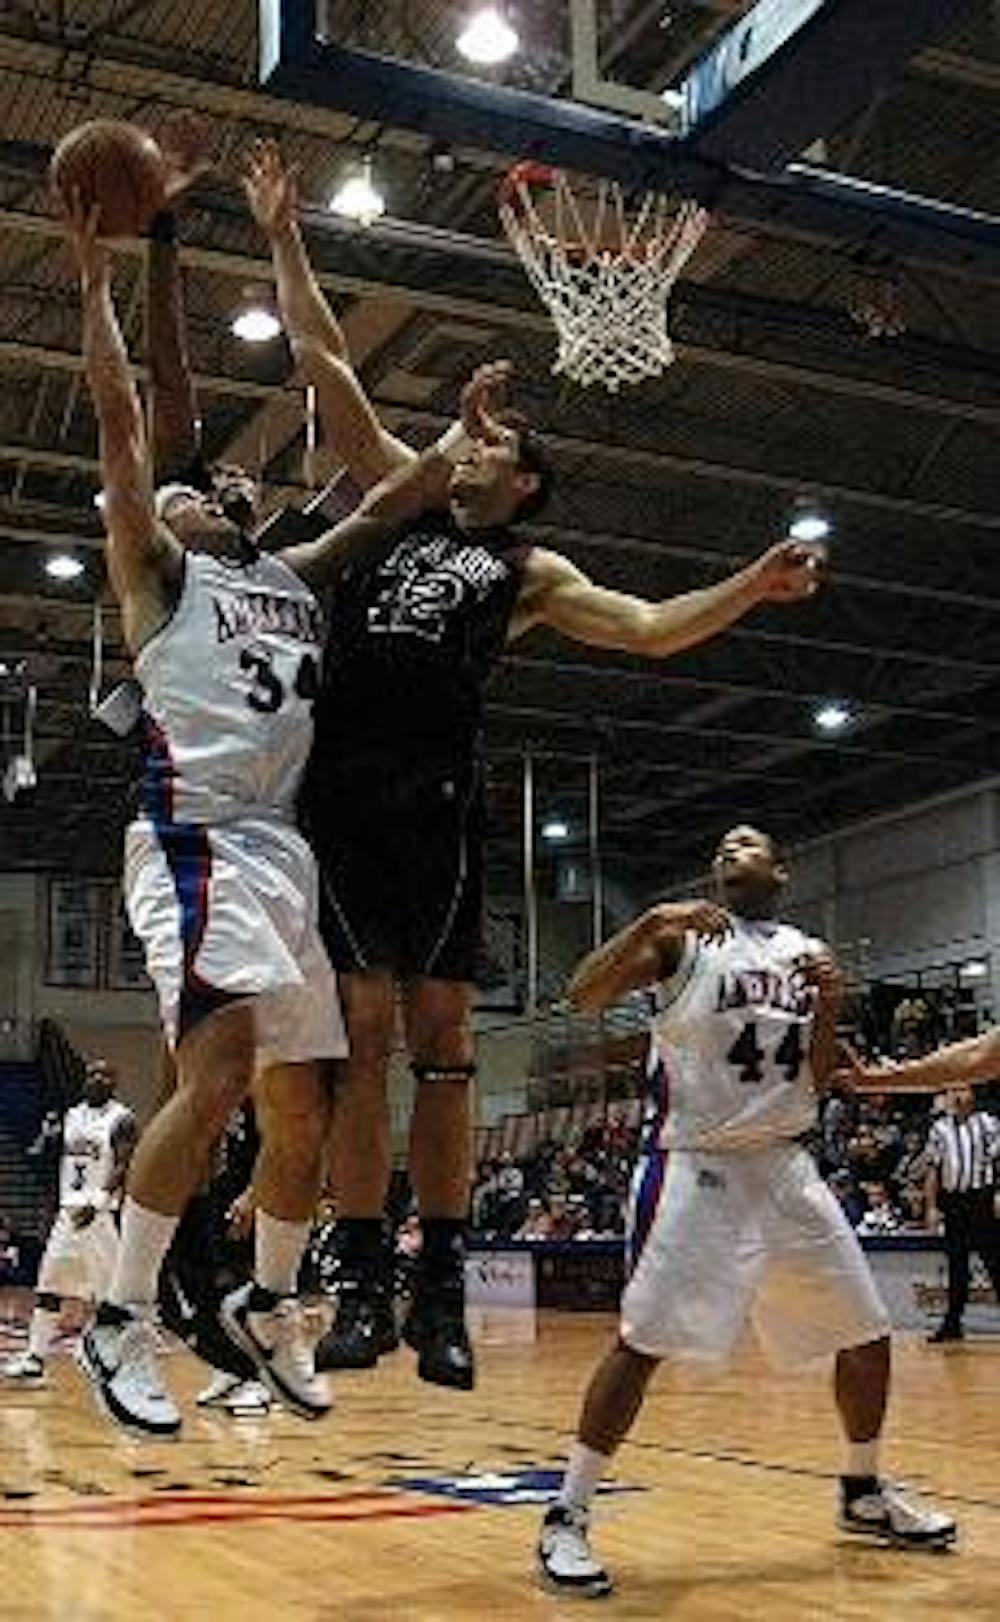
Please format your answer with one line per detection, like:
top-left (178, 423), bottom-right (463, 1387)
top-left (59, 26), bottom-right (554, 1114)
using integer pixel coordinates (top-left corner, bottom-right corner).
top-left (308, 511), bottom-right (530, 787)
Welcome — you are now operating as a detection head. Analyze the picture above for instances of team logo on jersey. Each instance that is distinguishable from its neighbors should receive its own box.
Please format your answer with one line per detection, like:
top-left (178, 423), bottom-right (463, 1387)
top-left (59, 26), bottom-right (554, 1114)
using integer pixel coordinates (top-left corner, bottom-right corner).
top-left (715, 966), bottom-right (813, 1018)
top-left (368, 534), bottom-right (508, 643)
top-left (211, 591), bottom-right (321, 647)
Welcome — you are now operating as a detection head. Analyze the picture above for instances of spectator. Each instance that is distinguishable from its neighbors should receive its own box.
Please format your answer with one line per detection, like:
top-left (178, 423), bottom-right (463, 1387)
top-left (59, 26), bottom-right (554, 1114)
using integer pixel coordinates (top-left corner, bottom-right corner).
top-left (856, 1183), bottom-right (901, 1236)
top-left (514, 1198), bottom-right (552, 1241)
top-left (0, 1215), bottom-right (20, 1284)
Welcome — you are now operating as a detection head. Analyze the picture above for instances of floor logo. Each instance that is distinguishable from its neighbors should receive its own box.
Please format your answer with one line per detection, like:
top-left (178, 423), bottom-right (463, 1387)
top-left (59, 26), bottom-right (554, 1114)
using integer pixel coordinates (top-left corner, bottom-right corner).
top-left (388, 1468), bottom-right (644, 1507)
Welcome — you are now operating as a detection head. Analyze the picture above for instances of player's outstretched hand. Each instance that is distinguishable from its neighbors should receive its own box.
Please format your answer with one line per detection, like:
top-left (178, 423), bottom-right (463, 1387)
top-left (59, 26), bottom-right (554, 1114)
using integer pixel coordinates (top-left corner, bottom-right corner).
top-left (243, 138), bottom-right (299, 237)
top-left (460, 359), bottom-right (514, 445)
top-left (752, 539), bottom-right (827, 602)
top-left (63, 190), bottom-right (109, 286)
top-left (829, 1040), bottom-right (897, 1092)
top-left (158, 110), bottom-right (213, 206)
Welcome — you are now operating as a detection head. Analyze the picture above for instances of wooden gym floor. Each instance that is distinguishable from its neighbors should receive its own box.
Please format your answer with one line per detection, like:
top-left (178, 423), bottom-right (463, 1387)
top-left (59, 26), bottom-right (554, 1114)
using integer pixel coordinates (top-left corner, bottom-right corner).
top-left (0, 1308), bottom-right (996, 1621)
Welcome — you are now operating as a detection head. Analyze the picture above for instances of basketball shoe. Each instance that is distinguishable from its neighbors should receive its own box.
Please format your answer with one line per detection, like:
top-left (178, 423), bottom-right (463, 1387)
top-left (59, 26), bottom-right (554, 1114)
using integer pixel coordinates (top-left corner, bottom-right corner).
top-left (196, 1370), bottom-right (272, 1414)
top-left (315, 1278), bottom-right (398, 1371)
top-left (1, 1351), bottom-right (47, 1386)
top-left (402, 1278), bottom-right (475, 1391)
top-left (79, 1304), bottom-right (181, 1438)
top-left (218, 1283), bottom-right (331, 1420)
top-left (839, 1478), bottom-right (957, 1548)
top-left (537, 1504), bottom-right (613, 1597)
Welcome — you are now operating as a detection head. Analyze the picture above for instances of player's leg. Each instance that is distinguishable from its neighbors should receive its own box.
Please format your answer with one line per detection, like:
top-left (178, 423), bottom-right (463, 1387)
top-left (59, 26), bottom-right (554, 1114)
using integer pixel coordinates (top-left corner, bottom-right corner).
top-left (314, 971), bottom-right (398, 1371)
top-left (934, 1194), bottom-right (971, 1339)
top-left (833, 1333), bottom-right (955, 1545)
top-left (80, 1002), bottom-right (254, 1437)
top-left (400, 975), bottom-right (476, 1390)
top-left (2, 1288), bottom-right (63, 1383)
top-left (541, 1149), bottom-right (749, 1596)
top-left (219, 1060), bottom-right (332, 1418)
top-left (970, 1189), bottom-right (1000, 1302)
top-left (538, 1338), bottom-right (657, 1598)
top-left (757, 1148), bottom-right (956, 1548)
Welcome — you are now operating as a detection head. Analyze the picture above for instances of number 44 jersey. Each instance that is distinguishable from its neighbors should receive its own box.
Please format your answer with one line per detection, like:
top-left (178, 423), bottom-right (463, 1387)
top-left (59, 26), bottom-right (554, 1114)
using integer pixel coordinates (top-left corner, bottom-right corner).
top-left (135, 552), bottom-right (322, 825)
top-left (646, 917), bottom-right (824, 1153)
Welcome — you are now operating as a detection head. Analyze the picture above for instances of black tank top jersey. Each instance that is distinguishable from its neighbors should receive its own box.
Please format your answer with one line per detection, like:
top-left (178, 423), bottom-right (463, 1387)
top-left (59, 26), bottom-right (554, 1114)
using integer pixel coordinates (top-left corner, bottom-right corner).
top-left (309, 510), bottom-right (531, 782)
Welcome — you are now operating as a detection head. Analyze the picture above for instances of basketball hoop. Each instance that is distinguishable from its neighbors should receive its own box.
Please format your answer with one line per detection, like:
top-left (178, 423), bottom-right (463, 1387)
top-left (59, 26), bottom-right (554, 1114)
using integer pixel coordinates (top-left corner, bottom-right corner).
top-left (499, 162), bottom-right (709, 392)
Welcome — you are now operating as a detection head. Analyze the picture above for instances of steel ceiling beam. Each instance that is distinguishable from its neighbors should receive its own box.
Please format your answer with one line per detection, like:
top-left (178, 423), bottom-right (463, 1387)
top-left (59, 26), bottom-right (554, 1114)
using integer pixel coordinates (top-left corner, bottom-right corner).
top-left (260, 1), bottom-right (1000, 279)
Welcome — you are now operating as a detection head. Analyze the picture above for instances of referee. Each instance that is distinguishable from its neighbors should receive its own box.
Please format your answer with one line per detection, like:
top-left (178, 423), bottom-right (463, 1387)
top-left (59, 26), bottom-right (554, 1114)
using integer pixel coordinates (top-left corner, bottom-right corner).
top-left (925, 1085), bottom-right (1000, 1343)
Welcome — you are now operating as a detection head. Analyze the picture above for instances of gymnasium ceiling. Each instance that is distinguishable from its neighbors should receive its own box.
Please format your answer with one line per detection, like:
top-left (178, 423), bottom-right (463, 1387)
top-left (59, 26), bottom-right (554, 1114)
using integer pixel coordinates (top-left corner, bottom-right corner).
top-left (0, 1), bottom-right (999, 897)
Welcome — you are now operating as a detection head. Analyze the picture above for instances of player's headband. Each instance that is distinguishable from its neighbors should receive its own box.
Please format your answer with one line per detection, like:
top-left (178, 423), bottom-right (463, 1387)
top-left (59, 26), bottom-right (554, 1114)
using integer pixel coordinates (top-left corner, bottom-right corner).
top-left (154, 482), bottom-right (203, 519)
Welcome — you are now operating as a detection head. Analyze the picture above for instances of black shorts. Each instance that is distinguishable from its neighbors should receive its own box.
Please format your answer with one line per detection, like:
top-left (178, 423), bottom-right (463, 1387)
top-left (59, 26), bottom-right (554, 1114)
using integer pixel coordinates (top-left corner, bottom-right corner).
top-left (307, 761), bottom-right (484, 983)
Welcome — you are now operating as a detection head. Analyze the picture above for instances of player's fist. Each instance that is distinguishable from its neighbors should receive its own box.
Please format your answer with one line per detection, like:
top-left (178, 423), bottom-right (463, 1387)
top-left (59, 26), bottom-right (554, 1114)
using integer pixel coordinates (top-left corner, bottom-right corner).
top-left (751, 539), bottom-right (827, 603)
top-left (654, 899), bottom-right (732, 942)
top-left (796, 946), bottom-right (845, 1007)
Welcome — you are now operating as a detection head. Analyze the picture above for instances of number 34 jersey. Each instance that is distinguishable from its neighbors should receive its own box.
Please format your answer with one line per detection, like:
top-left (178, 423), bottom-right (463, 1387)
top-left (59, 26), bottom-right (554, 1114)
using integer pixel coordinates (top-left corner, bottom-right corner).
top-left (135, 552), bottom-right (322, 825)
top-left (646, 918), bottom-right (824, 1153)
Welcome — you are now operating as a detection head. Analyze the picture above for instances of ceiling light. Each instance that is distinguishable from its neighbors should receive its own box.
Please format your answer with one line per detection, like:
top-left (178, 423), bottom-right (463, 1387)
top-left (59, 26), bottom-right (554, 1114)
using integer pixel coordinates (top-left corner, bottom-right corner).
top-left (457, 7), bottom-right (520, 65)
top-left (329, 157), bottom-right (386, 225)
top-left (542, 818), bottom-right (570, 842)
top-left (788, 509), bottom-right (832, 544)
top-left (231, 306), bottom-right (282, 344)
top-left (45, 554), bottom-right (84, 581)
top-left (960, 960), bottom-right (988, 980)
top-left (814, 701), bottom-right (851, 733)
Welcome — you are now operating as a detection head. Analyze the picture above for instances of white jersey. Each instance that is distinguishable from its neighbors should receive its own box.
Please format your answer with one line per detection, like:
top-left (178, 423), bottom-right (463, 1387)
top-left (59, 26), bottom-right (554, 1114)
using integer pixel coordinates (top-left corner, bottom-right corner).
top-left (134, 551), bottom-right (322, 825)
top-left (645, 917), bottom-right (822, 1152)
top-left (59, 1101), bottom-right (133, 1210)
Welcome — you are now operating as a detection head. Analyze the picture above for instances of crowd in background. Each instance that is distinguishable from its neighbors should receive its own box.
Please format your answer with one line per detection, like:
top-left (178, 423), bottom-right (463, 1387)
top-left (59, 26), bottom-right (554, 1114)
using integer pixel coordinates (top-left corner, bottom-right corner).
top-left (468, 1089), bottom-right (944, 1242)
top-left (468, 982), bottom-right (1000, 1243)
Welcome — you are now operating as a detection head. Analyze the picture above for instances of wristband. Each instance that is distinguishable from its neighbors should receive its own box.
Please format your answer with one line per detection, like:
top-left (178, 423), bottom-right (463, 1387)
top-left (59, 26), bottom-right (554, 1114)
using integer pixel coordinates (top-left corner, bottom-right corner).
top-left (433, 421), bottom-right (475, 464)
top-left (148, 210), bottom-right (177, 244)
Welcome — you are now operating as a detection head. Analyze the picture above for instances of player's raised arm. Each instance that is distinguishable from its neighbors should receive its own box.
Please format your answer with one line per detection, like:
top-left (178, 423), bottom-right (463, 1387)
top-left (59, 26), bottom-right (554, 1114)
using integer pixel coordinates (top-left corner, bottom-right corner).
top-left (243, 139), bottom-right (415, 490)
top-left (280, 361), bottom-right (512, 587)
top-left (567, 901), bottom-right (730, 1013)
top-left (68, 195), bottom-right (181, 651)
top-left (512, 539), bottom-right (826, 653)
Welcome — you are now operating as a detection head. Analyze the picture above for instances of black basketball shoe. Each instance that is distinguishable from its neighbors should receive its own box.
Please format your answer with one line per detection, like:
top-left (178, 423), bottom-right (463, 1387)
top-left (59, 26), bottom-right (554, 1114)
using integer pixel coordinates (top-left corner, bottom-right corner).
top-left (315, 1279), bottom-right (398, 1371)
top-left (402, 1279), bottom-right (475, 1391)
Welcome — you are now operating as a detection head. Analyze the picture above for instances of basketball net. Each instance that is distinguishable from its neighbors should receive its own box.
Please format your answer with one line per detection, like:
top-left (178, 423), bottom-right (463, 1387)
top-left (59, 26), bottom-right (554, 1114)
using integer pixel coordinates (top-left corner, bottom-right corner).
top-left (499, 163), bottom-right (709, 392)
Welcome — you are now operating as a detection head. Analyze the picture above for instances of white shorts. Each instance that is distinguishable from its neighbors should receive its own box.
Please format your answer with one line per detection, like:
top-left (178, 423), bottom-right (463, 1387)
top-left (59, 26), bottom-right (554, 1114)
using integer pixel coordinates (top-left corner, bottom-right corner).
top-left (36, 1209), bottom-right (119, 1301)
top-left (621, 1143), bottom-right (891, 1369)
top-left (125, 816), bottom-right (347, 1069)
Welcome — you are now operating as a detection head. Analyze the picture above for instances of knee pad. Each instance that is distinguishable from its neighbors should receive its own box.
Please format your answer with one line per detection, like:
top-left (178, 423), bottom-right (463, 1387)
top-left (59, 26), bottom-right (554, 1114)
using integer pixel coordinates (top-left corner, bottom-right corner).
top-left (412, 1063), bottom-right (476, 1087)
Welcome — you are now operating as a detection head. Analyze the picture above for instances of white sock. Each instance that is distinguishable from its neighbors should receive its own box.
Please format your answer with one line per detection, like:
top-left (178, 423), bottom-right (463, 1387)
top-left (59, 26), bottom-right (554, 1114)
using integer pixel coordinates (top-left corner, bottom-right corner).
top-left (255, 1211), bottom-right (310, 1297)
top-left (844, 1437), bottom-right (881, 1479)
top-left (558, 1442), bottom-right (609, 1510)
top-left (28, 1306), bottom-right (60, 1361)
top-left (107, 1198), bottom-right (180, 1310)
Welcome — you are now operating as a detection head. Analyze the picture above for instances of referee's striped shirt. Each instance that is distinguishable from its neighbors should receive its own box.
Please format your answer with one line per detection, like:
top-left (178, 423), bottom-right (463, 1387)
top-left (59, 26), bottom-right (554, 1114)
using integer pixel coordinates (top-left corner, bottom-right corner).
top-left (927, 1111), bottom-right (1000, 1193)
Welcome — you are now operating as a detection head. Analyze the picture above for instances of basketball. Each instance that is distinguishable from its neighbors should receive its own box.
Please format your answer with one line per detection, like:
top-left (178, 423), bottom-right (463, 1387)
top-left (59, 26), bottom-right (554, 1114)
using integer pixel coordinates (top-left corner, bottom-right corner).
top-left (50, 120), bottom-right (166, 238)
